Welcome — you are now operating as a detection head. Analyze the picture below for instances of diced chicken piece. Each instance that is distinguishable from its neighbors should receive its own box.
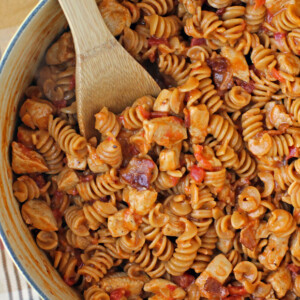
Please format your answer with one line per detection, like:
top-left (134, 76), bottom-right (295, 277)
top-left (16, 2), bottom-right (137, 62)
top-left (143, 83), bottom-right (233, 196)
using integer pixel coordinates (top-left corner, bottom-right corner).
top-left (123, 187), bottom-right (157, 216)
top-left (45, 32), bottom-right (74, 65)
top-left (265, 102), bottom-right (292, 129)
top-left (98, 0), bottom-right (131, 36)
top-left (221, 46), bottom-right (250, 82)
top-left (86, 145), bottom-right (108, 173)
top-left (258, 234), bottom-right (289, 271)
top-left (17, 126), bottom-right (35, 149)
top-left (267, 267), bottom-right (292, 298)
top-left (144, 116), bottom-right (187, 148)
top-left (12, 142), bottom-right (48, 174)
top-left (144, 279), bottom-right (186, 300)
top-left (159, 143), bottom-right (181, 171)
top-left (290, 228), bottom-right (300, 260)
top-left (196, 254), bottom-right (232, 298)
top-left (108, 209), bottom-right (140, 237)
top-left (100, 272), bottom-right (144, 295)
top-left (21, 200), bottom-right (58, 231)
top-left (57, 167), bottom-right (79, 191)
top-left (187, 105), bottom-right (209, 144)
top-left (19, 99), bottom-right (54, 130)
top-left (153, 89), bottom-right (173, 112)
top-left (66, 153), bottom-right (87, 170)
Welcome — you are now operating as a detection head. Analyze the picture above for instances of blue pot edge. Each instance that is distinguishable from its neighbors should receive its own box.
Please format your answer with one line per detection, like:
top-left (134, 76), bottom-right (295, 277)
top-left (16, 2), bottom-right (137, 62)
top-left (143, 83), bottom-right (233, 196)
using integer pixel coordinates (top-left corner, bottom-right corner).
top-left (0, 1), bottom-right (50, 299)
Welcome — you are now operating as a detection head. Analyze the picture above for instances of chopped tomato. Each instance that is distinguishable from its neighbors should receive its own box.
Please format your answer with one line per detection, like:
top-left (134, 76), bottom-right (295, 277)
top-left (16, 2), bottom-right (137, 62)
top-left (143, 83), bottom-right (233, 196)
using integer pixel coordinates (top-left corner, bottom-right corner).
top-left (193, 145), bottom-right (213, 170)
top-left (184, 109), bottom-right (190, 128)
top-left (29, 173), bottom-right (46, 188)
top-left (137, 105), bottom-right (151, 119)
top-left (228, 286), bottom-right (248, 296)
top-left (79, 174), bottom-right (94, 182)
top-left (148, 37), bottom-right (169, 47)
top-left (150, 111), bottom-right (169, 118)
top-left (266, 9), bottom-right (274, 23)
top-left (287, 264), bottom-right (300, 275)
top-left (271, 68), bottom-right (285, 83)
top-left (52, 209), bottom-right (62, 223)
top-left (173, 273), bottom-right (195, 289)
top-left (274, 32), bottom-right (287, 43)
top-left (190, 165), bottom-right (205, 184)
top-left (169, 175), bottom-right (180, 186)
top-left (53, 100), bottom-right (67, 109)
top-left (254, 0), bottom-right (265, 9)
top-left (63, 276), bottom-right (76, 286)
top-left (110, 288), bottom-right (130, 300)
top-left (190, 38), bottom-right (206, 46)
top-left (167, 284), bottom-right (177, 292)
top-left (286, 146), bottom-right (299, 160)
top-left (216, 7), bottom-right (226, 16)
top-left (69, 75), bottom-right (75, 90)
top-left (148, 51), bottom-right (156, 63)
top-left (223, 297), bottom-right (243, 300)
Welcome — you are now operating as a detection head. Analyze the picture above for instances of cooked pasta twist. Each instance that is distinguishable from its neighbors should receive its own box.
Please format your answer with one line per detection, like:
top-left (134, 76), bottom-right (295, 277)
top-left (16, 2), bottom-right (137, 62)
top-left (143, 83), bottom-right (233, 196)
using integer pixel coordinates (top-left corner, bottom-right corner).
top-left (77, 169), bottom-right (125, 201)
top-left (166, 235), bottom-right (200, 276)
top-left (207, 0), bottom-right (232, 9)
top-left (48, 115), bottom-right (87, 158)
top-left (223, 86), bottom-right (251, 112)
top-left (96, 136), bottom-right (122, 168)
top-left (271, 4), bottom-right (300, 33)
top-left (36, 231), bottom-right (58, 251)
top-left (191, 225), bottom-right (217, 273)
top-left (64, 206), bottom-right (89, 237)
top-left (52, 251), bottom-right (80, 284)
top-left (78, 246), bottom-right (114, 282)
top-left (288, 181), bottom-right (300, 208)
top-left (235, 149), bottom-right (257, 178)
top-left (245, 4), bottom-right (266, 33)
top-left (32, 130), bottom-right (64, 174)
top-left (130, 244), bottom-right (166, 278)
top-left (158, 54), bottom-right (190, 85)
top-left (13, 176), bottom-right (40, 202)
top-left (122, 1), bottom-right (140, 24)
top-left (251, 45), bottom-right (277, 72)
top-left (83, 201), bottom-right (117, 230)
top-left (144, 15), bottom-right (182, 38)
top-left (241, 108), bottom-right (264, 142)
top-left (274, 160), bottom-right (300, 190)
top-left (83, 285), bottom-right (109, 300)
top-left (137, 0), bottom-right (174, 15)
top-left (142, 220), bottom-right (174, 261)
top-left (208, 114), bottom-right (243, 152)
top-left (66, 229), bottom-right (91, 250)
top-left (94, 107), bottom-right (121, 137)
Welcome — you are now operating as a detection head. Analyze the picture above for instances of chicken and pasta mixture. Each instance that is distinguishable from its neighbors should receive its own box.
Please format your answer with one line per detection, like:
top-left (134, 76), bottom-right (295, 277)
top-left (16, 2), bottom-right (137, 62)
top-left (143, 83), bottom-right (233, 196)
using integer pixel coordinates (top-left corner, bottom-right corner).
top-left (10, 0), bottom-right (300, 298)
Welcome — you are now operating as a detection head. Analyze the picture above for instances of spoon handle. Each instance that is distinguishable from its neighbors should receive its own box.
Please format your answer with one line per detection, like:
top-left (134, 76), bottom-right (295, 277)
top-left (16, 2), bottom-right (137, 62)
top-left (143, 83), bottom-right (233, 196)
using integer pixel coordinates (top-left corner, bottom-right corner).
top-left (58, 0), bottom-right (113, 55)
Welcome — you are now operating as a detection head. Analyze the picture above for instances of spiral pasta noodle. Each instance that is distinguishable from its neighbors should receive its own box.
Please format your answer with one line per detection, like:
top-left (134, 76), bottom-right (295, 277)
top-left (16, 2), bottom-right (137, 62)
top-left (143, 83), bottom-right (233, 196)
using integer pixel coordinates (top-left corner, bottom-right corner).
top-left (48, 115), bottom-right (87, 158)
top-left (12, 1), bottom-right (300, 299)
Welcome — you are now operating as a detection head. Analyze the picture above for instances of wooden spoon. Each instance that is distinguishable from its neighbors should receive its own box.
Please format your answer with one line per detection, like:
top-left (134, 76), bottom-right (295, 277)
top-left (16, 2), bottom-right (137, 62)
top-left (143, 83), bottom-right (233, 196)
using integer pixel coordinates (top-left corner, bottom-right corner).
top-left (58, 0), bottom-right (161, 138)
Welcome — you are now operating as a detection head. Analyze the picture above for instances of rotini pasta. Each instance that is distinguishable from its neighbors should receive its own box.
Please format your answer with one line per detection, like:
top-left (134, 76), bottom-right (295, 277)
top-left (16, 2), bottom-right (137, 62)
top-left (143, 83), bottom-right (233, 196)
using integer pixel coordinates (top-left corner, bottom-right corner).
top-left (11, 1), bottom-right (300, 299)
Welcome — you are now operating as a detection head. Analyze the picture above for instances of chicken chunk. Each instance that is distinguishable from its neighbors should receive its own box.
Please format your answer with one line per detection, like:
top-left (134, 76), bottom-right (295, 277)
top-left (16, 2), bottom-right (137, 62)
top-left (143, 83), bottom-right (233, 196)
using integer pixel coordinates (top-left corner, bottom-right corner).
top-left (267, 267), bottom-right (292, 298)
top-left (258, 234), bottom-right (289, 271)
top-left (98, 0), bottom-right (131, 36)
top-left (123, 187), bottom-right (157, 215)
top-left (21, 200), bottom-right (58, 231)
top-left (159, 143), bottom-right (181, 171)
top-left (17, 126), bottom-right (35, 149)
top-left (187, 104), bottom-right (209, 144)
top-left (19, 99), bottom-right (54, 130)
top-left (144, 116), bottom-right (187, 148)
top-left (57, 167), bottom-right (79, 191)
top-left (12, 142), bottom-right (48, 174)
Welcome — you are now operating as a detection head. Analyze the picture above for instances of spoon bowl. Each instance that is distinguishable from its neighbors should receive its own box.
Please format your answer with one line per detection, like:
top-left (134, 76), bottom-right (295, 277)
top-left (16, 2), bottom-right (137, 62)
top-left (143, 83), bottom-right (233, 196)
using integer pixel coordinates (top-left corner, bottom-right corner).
top-left (58, 0), bottom-right (161, 138)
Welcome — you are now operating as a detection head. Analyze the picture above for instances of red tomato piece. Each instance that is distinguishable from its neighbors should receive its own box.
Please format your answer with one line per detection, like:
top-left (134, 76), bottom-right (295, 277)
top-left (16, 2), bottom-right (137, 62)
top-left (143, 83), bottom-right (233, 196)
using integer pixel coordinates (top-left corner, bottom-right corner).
top-left (190, 165), bottom-right (205, 184)
top-left (110, 288), bottom-right (129, 300)
top-left (254, 0), bottom-right (265, 9)
top-left (228, 286), bottom-right (248, 296)
top-left (190, 38), bottom-right (206, 46)
top-left (286, 146), bottom-right (299, 160)
top-left (69, 75), bottom-right (75, 90)
top-left (150, 111), bottom-right (169, 118)
top-left (271, 68), bottom-right (285, 83)
top-left (193, 145), bottom-right (213, 170)
top-left (166, 284), bottom-right (177, 292)
top-left (64, 276), bottom-right (76, 286)
top-left (148, 37), bottom-right (170, 47)
top-left (173, 273), bottom-right (195, 289)
top-left (137, 105), bottom-right (151, 119)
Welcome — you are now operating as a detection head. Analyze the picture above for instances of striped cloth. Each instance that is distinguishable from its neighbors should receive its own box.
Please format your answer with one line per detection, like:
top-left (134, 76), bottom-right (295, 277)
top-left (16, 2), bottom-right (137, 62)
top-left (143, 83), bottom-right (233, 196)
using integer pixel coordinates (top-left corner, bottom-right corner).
top-left (0, 239), bottom-right (40, 300)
